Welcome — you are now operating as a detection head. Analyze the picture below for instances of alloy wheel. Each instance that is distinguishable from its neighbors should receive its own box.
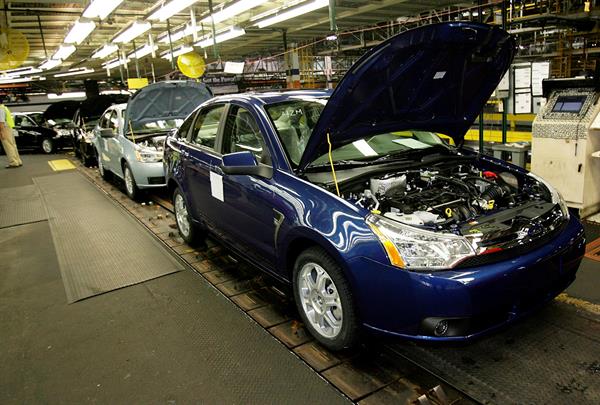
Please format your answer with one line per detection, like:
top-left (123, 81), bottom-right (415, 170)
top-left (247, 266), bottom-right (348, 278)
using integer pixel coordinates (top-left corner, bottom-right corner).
top-left (42, 139), bottom-right (53, 153)
top-left (124, 167), bottom-right (134, 196)
top-left (298, 262), bottom-right (343, 339)
top-left (174, 193), bottom-right (190, 238)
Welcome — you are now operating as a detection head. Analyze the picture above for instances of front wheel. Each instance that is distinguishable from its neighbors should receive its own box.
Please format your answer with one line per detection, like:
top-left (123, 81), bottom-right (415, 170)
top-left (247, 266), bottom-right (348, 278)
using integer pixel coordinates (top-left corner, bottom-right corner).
top-left (41, 138), bottom-right (54, 154)
top-left (173, 187), bottom-right (200, 245)
top-left (123, 162), bottom-right (139, 200)
top-left (293, 247), bottom-right (359, 350)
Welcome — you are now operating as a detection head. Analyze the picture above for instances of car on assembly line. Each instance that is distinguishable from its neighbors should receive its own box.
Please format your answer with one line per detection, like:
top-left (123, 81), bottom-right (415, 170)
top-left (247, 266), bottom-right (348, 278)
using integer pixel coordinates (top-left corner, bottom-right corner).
top-left (93, 81), bottom-right (212, 199)
top-left (8, 112), bottom-right (72, 154)
top-left (163, 22), bottom-right (586, 350)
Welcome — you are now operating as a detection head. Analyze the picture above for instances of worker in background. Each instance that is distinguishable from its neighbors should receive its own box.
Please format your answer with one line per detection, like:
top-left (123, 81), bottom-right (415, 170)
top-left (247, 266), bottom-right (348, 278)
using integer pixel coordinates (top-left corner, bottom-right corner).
top-left (0, 96), bottom-right (22, 168)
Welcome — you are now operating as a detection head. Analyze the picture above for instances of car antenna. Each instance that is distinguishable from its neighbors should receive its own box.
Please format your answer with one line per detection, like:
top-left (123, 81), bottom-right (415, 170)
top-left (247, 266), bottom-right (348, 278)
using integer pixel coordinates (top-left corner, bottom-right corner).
top-left (327, 131), bottom-right (340, 196)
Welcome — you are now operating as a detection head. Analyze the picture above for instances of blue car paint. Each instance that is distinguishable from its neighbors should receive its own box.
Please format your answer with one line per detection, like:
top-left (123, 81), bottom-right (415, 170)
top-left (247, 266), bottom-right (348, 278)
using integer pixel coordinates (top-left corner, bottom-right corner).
top-left (164, 23), bottom-right (585, 341)
top-left (164, 92), bottom-right (585, 340)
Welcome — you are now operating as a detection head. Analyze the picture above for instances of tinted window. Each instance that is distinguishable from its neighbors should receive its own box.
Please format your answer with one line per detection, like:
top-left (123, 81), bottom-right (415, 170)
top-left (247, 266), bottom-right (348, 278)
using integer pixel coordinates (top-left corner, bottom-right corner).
top-left (222, 106), bottom-right (271, 164)
top-left (190, 105), bottom-right (224, 150)
top-left (176, 112), bottom-right (195, 139)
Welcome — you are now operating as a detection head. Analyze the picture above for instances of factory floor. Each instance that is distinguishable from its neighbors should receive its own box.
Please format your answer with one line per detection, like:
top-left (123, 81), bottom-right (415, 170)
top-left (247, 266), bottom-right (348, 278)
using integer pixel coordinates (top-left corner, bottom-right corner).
top-left (0, 154), bottom-right (347, 404)
top-left (2, 153), bottom-right (600, 404)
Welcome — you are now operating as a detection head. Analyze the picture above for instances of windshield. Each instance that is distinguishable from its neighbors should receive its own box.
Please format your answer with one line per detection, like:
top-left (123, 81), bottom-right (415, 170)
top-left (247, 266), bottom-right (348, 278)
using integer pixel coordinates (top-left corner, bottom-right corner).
top-left (129, 118), bottom-right (183, 135)
top-left (266, 99), bottom-right (452, 168)
top-left (265, 99), bottom-right (326, 166)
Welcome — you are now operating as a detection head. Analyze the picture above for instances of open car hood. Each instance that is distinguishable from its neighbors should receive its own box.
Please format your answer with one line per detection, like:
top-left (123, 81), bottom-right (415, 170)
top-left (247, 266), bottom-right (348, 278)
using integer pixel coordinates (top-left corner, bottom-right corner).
top-left (298, 22), bottom-right (515, 171)
top-left (44, 100), bottom-right (81, 121)
top-left (124, 80), bottom-right (212, 129)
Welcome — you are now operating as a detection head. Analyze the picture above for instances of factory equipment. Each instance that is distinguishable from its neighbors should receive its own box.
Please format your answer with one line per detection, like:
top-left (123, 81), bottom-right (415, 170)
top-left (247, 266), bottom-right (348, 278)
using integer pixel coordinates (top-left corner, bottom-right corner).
top-left (531, 78), bottom-right (600, 217)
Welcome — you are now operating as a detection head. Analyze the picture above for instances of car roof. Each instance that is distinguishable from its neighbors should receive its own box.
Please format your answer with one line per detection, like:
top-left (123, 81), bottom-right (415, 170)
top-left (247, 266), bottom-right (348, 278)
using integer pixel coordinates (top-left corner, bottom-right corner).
top-left (210, 89), bottom-right (332, 106)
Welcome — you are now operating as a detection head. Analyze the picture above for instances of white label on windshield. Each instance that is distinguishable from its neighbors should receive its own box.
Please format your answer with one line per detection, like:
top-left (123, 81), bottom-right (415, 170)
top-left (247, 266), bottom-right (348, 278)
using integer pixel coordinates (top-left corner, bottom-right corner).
top-left (210, 172), bottom-right (224, 202)
top-left (352, 139), bottom-right (378, 156)
top-left (433, 71), bottom-right (446, 79)
top-left (392, 138), bottom-right (430, 149)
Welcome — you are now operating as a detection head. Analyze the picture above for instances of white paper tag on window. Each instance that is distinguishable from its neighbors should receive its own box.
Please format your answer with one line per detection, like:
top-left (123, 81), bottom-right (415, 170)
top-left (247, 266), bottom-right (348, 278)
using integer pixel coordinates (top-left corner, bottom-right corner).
top-left (352, 139), bottom-right (378, 156)
top-left (433, 71), bottom-right (446, 79)
top-left (210, 171), bottom-right (224, 202)
top-left (392, 138), bottom-right (430, 149)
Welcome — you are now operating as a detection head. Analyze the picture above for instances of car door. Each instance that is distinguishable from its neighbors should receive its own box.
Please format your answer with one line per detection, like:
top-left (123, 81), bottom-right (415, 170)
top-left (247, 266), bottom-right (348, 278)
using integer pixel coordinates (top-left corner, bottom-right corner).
top-left (13, 115), bottom-right (39, 149)
top-left (215, 104), bottom-right (277, 267)
top-left (183, 104), bottom-right (227, 225)
top-left (98, 109), bottom-right (122, 173)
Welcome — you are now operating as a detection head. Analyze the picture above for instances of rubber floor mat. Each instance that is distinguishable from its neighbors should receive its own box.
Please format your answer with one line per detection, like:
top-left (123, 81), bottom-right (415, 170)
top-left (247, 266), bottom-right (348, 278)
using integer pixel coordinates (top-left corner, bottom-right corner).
top-left (34, 172), bottom-right (182, 303)
top-left (0, 184), bottom-right (47, 229)
top-left (389, 302), bottom-right (600, 404)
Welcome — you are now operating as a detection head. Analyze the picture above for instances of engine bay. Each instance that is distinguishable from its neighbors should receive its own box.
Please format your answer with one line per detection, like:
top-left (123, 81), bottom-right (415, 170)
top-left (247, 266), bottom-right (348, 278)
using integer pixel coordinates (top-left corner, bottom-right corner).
top-left (335, 160), bottom-right (556, 235)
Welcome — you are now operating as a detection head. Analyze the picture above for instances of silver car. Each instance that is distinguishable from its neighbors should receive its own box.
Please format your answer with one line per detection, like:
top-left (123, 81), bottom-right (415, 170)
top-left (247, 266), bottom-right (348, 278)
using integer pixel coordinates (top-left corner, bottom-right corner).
top-left (93, 81), bottom-right (212, 199)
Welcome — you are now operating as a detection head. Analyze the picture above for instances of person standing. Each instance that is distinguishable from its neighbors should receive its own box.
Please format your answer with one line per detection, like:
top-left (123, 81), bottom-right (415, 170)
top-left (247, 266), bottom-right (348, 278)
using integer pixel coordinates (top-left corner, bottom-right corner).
top-left (0, 96), bottom-right (22, 168)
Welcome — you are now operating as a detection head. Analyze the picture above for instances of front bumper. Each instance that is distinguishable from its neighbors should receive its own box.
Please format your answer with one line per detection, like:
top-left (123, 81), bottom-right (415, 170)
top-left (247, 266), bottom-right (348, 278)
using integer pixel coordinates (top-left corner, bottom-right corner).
top-left (128, 159), bottom-right (166, 188)
top-left (349, 215), bottom-right (585, 341)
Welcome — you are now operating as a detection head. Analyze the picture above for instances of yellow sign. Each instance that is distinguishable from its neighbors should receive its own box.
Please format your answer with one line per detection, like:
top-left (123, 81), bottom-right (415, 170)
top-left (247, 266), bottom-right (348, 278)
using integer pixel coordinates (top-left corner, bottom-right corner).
top-left (128, 78), bottom-right (149, 90)
top-left (177, 52), bottom-right (206, 79)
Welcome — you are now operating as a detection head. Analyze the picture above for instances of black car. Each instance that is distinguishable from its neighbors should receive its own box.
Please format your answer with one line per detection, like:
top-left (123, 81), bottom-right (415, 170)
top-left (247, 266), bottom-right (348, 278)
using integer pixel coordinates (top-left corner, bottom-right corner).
top-left (10, 113), bottom-right (72, 154)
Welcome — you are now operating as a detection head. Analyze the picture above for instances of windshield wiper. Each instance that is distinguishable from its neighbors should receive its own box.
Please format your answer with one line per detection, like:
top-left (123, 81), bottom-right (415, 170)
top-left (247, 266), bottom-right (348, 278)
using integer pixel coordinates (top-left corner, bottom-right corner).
top-left (305, 159), bottom-right (370, 171)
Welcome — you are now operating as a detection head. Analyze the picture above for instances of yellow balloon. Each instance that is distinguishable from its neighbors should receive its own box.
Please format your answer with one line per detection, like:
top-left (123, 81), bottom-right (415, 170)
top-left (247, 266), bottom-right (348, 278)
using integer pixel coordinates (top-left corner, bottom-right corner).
top-left (177, 52), bottom-right (206, 79)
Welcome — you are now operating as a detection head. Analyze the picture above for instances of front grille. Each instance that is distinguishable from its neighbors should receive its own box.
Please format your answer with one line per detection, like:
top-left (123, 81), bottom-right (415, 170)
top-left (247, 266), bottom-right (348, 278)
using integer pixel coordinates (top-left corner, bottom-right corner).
top-left (147, 176), bottom-right (165, 185)
top-left (456, 207), bottom-right (568, 269)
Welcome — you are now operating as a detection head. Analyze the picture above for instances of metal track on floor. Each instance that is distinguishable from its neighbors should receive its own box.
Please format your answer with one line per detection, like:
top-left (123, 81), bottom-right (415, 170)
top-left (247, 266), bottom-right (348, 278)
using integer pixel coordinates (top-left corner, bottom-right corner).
top-left (77, 162), bottom-right (473, 405)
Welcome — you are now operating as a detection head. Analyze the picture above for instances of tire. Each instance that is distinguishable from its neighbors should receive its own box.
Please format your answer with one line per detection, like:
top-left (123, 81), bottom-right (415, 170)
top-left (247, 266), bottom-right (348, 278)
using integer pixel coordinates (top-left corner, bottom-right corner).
top-left (123, 162), bottom-right (139, 200)
top-left (173, 187), bottom-right (199, 245)
top-left (97, 152), bottom-right (110, 181)
top-left (41, 138), bottom-right (54, 154)
top-left (293, 247), bottom-right (359, 350)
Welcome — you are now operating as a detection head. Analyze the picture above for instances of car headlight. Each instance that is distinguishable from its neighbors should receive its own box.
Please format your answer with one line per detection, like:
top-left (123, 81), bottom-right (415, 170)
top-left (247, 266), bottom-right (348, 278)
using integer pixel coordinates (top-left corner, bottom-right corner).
top-left (527, 172), bottom-right (570, 220)
top-left (366, 214), bottom-right (476, 270)
top-left (55, 129), bottom-right (71, 137)
top-left (134, 148), bottom-right (163, 163)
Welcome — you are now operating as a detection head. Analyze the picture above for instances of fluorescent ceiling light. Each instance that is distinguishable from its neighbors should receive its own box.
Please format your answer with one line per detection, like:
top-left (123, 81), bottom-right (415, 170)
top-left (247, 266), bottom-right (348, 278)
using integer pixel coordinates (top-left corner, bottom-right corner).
top-left (83, 0), bottom-right (124, 20)
top-left (101, 90), bottom-right (132, 95)
top-left (255, 0), bottom-right (328, 28)
top-left (195, 26), bottom-right (245, 48)
top-left (148, 0), bottom-right (199, 22)
top-left (0, 66), bottom-right (42, 76)
top-left (53, 45), bottom-right (76, 60)
top-left (158, 24), bottom-right (198, 43)
top-left (48, 92), bottom-right (87, 99)
top-left (0, 76), bottom-right (37, 84)
top-left (201, 0), bottom-right (268, 25)
top-left (91, 44), bottom-right (119, 59)
top-left (128, 44), bottom-right (158, 59)
top-left (54, 68), bottom-right (95, 78)
top-left (64, 19), bottom-right (96, 45)
top-left (113, 21), bottom-right (151, 44)
top-left (161, 45), bottom-right (194, 61)
top-left (39, 59), bottom-right (62, 70)
top-left (102, 58), bottom-right (128, 70)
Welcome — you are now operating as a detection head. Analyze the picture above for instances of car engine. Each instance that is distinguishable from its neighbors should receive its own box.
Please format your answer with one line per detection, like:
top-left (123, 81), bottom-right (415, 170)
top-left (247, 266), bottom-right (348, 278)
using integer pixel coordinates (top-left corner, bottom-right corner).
top-left (339, 162), bottom-right (551, 232)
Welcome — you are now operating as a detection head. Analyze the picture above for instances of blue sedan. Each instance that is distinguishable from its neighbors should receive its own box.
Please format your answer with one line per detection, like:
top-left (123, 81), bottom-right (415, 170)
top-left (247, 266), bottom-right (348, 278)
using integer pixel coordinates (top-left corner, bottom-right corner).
top-left (164, 22), bottom-right (585, 350)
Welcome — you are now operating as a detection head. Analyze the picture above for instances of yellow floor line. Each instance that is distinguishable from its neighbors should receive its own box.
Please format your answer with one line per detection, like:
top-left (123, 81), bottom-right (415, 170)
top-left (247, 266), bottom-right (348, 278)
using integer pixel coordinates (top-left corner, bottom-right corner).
top-left (48, 159), bottom-right (76, 171)
top-left (556, 293), bottom-right (600, 316)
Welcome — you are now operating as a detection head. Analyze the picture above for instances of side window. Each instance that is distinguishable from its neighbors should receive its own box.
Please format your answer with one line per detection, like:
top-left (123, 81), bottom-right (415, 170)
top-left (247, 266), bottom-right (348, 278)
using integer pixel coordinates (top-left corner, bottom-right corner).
top-left (25, 116), bottom-right (36, 126)
top-left (222, 106), bottom-right (271, 165)
top-left (100, 110), bottom-right (112, 129)
top-left (108, 110), bottom-right (119, 131)
top-left (190, 105), bottom-right (224, 150)
top-left (176, 112), bottom-right (195, 139)
top-left (14, 115), bottom-right (23, 127)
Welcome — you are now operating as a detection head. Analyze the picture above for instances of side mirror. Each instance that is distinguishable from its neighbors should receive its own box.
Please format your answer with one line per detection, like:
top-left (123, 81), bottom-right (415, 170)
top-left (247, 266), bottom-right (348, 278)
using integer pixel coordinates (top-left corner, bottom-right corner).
top-left (99, 128), bottom-right (115, 138)
top-left (220, 151), bottom-right (272, 179)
